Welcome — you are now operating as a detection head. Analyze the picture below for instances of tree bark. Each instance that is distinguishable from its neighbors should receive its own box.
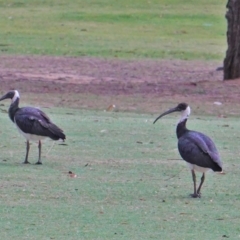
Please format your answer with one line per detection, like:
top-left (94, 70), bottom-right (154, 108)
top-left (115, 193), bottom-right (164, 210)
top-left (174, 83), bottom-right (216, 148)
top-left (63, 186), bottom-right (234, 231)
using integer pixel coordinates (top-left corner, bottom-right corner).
top-left (224, 0), bottom-right (240, 80)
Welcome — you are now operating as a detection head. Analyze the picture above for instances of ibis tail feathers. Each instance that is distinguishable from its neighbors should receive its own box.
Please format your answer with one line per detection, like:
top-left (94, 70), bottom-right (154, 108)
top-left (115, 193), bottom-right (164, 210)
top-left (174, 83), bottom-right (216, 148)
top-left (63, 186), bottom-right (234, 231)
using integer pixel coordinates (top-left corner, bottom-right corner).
top-left (47, 123), bottom-right (66, 141)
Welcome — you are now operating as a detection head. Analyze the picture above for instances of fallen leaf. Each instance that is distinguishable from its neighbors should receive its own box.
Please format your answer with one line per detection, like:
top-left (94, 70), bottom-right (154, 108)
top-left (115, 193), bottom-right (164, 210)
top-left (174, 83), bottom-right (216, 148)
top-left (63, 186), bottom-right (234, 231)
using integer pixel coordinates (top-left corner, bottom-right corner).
top-left (218, 115), bottom-right (227, 118)
top-left (106, 104), bottom-right (116, 111)
top-left (222, 235), bottom-right (229, 238)
top-left (68, 171), bottom-right (77, 178)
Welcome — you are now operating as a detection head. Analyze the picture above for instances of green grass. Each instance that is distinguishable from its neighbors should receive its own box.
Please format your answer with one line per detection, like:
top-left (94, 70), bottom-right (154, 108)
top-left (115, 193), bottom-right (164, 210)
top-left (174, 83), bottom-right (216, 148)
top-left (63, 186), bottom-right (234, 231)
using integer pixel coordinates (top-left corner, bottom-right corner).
top-left (0, 1), bottom-right (232, 237)
top-left (0, 106), bottom-right (238, 239)
top-left (0, 0), bottom-right (226, 60)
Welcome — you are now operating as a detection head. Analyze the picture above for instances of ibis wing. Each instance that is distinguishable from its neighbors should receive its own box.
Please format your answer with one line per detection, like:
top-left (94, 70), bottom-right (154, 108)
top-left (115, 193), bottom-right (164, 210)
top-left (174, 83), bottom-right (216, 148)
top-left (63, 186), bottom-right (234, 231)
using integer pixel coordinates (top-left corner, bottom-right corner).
top-left (178, 131), bottom-right (222, 171)
top-left (15, 108), bottom-right (50, 135)
top-left (14, 107), bottom-right (65, 140)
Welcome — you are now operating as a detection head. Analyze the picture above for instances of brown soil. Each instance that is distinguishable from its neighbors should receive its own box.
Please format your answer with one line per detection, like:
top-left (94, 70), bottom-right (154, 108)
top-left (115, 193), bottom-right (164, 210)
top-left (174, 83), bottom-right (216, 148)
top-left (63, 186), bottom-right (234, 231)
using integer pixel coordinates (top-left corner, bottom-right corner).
top-left (0, 55), bottom-right (239, 114)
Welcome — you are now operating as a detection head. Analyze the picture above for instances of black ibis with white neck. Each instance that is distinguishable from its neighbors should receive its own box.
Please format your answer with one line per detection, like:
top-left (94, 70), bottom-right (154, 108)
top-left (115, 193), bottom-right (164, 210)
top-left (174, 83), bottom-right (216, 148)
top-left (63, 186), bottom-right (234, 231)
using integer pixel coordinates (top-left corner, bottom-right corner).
top-left (153, 103), bottom-right (222, 198)
top-left (0, 90), bottom-right (66, 164)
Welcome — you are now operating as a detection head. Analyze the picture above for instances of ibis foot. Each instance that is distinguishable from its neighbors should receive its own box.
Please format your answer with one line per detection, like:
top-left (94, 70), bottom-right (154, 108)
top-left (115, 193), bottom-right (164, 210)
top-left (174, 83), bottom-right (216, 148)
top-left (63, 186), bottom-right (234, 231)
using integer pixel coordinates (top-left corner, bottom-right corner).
top-left (35, 162), bottom-right (42, 165)
top-left (23, 161), bottom-right (31, 164)
top-left (190, 193), bottom-right (201, 198)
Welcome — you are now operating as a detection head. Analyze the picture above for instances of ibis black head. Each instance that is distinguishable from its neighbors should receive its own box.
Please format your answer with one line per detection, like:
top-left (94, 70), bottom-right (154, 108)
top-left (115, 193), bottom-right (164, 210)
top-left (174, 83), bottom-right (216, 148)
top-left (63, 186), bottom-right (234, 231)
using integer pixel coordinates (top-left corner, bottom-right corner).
top-left (153, 103), bottom-right (189, 124)
top-left (0, 90), bottom-right (19, 102)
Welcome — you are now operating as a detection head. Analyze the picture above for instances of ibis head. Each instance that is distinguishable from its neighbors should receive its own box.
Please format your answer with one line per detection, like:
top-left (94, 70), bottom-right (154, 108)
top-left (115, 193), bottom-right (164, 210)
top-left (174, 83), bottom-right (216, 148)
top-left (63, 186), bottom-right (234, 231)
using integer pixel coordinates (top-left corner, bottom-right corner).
top-left (153, 102), bottom-right (190, 124)
top-left (0, 90), bottom-right (19, 103)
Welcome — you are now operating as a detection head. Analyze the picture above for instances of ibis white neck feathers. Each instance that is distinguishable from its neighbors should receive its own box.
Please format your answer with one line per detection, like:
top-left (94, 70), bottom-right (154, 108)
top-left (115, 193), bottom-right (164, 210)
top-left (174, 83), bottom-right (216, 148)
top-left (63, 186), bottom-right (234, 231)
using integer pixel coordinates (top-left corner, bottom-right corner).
top-left (12, 90), bottom-right (20, 103)
top-left (178, 106), bottom-right (191, 123)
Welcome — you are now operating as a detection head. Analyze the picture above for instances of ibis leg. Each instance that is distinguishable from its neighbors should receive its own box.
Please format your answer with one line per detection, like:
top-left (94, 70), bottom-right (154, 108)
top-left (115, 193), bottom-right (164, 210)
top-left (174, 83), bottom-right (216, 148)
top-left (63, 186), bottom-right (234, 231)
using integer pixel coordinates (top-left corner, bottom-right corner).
top-left (190, 170), bottom-right (200, 198)
top-left (35, 140), bottom-right (42, 165)
top-left (23, 141), bottom-right (30, 164)
top-left (197, 173), bottom-right (205, 195)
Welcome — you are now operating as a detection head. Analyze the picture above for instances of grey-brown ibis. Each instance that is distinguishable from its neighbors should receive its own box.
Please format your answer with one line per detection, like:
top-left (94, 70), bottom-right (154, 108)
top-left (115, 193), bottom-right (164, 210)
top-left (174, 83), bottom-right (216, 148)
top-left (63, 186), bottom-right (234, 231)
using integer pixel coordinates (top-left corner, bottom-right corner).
top-left (0, 90), bottom-right (66, 164)
top-left (153, 103), bottom-right (222, 198)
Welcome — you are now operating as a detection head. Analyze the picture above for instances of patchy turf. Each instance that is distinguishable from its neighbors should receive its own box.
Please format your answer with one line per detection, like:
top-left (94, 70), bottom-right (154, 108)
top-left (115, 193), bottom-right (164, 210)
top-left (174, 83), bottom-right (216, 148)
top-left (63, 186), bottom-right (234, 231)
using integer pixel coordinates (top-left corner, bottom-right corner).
top-left (1, 55), bottom-right (240, 117)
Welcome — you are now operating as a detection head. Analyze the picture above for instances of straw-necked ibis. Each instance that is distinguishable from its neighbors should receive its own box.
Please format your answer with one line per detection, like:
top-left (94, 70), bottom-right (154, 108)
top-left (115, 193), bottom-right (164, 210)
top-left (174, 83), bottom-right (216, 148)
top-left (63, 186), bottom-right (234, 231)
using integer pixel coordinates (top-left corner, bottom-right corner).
top-left (0, 90), bottom-right (66, 164)
top-left (153, 103), bottom-right (222, 198)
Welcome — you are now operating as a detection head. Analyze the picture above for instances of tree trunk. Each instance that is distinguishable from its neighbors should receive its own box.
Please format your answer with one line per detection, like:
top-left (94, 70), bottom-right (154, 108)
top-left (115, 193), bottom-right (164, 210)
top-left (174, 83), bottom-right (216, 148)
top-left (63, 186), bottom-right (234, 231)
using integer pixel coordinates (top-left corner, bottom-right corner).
top-left (224, 0), bottom-right (240, 80)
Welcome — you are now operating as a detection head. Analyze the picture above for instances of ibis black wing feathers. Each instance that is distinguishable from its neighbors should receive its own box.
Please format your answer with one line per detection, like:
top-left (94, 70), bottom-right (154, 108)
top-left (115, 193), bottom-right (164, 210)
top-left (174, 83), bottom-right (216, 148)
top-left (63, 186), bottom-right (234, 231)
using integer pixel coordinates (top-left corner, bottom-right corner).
top-left (14, 107), bottom-right (66, 140)
top-left (178, 131), bottom-right (222, 172)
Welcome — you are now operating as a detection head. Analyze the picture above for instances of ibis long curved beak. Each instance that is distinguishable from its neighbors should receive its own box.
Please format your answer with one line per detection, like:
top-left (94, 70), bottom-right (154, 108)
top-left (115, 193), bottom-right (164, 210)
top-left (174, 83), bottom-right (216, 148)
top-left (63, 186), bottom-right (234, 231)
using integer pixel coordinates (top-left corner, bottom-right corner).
top-left (0, 91), bottom-right (16, 101)
top-left (0, 91), bottom-right (14, 101)
top-left (153, 107), bottom-right (179, 124)
top-left (0, 93), bottom-right (10, 101)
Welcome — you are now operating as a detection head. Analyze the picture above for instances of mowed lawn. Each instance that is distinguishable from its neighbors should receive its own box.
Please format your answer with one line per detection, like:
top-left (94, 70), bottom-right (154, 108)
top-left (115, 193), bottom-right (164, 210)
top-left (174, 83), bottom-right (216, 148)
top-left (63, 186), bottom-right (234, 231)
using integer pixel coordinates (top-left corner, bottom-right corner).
top-left (0, 105), bottom-right (238, 239)
top-left (0, 0), bottom-right (226, 60)
top-left (0, 0), bottom-right (236, 239)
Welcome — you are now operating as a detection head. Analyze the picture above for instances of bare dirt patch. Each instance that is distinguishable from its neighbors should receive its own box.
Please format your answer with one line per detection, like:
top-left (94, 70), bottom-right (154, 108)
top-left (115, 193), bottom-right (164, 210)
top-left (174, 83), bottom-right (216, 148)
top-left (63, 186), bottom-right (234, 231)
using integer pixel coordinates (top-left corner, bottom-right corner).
top-left (0, 55), bottom-right (239, 113)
